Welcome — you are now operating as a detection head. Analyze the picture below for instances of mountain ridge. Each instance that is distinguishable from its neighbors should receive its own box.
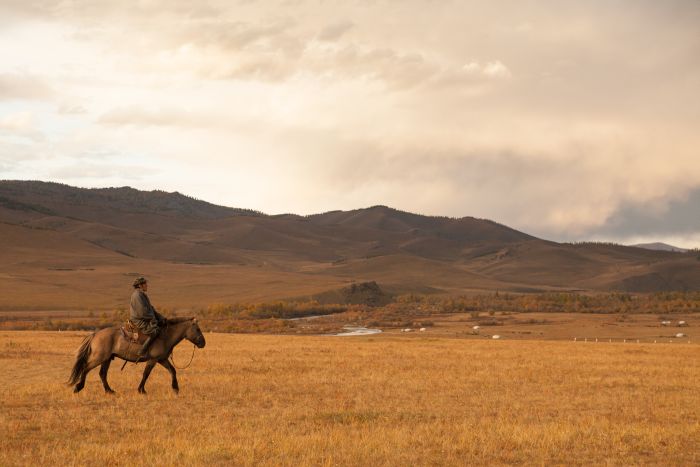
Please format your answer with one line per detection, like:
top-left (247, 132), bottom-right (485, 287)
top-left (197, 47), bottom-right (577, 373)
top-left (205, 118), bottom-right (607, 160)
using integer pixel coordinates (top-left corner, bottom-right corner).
top-left (0, 179), bottom-right (263, 219)
top-left (632, 242), bottom-right (688, 253)
top-left (1, 180), bottom-right (699, 309)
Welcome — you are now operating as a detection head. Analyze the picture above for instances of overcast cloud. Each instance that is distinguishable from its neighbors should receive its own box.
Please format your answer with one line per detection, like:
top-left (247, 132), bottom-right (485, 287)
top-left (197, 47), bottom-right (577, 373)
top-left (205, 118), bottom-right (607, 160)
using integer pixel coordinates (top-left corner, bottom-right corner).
top-left (0, 0), bottom-right (699, 246)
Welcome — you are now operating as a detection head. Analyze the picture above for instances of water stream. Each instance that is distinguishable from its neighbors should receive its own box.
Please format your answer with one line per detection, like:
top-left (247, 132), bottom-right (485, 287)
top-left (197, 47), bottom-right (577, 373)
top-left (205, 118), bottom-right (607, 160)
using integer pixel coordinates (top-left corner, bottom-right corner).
top-left (335, 326), bottom-right (382, 336)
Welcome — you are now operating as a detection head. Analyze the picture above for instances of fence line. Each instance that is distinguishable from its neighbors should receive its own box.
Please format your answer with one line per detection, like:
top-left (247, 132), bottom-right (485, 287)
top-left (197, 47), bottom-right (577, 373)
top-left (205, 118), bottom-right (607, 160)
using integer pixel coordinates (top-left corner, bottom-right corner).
top-left (574, 337), bottom-right (692, 344)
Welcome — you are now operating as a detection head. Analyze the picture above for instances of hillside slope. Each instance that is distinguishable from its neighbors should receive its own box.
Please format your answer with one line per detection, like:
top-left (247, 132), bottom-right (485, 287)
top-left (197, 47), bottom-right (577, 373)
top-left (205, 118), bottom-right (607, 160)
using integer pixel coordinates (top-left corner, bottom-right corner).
top-left (1, 180), bottom-right (699, 309)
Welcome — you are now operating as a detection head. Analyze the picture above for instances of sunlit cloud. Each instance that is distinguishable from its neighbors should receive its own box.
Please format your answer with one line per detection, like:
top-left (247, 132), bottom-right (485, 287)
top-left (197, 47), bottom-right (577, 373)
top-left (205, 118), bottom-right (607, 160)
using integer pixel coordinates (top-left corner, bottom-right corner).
top-left (0, 111), bottom-right (45, 141)
top-left (318, 20), bottom-right (355, 42)
top-left (0, 74), bottom-right (53, 101)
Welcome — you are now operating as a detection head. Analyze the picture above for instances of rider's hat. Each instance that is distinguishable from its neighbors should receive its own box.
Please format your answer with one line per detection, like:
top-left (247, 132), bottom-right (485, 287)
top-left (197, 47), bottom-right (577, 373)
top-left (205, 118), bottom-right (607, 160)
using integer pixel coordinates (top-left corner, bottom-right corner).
top-left (132, 276), bottom-right (148, 288)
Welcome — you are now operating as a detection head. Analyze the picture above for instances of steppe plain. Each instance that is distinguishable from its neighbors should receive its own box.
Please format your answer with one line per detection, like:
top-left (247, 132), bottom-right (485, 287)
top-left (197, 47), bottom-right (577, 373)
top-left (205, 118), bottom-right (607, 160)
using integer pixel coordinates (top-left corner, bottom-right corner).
top-left (1, 332), bottom-right (699, 466)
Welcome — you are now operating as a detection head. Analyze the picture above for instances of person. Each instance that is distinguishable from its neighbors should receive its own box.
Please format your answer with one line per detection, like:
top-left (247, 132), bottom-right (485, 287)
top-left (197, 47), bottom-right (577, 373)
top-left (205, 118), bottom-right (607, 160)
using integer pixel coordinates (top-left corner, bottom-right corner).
top-left (129, 276), bottom-right (166, 357)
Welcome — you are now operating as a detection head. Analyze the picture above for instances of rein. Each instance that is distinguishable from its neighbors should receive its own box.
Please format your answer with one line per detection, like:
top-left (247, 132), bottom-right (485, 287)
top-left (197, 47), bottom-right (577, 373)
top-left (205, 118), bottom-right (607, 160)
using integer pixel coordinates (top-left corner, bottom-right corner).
top-left (169, 343), bottom-right (197, 370)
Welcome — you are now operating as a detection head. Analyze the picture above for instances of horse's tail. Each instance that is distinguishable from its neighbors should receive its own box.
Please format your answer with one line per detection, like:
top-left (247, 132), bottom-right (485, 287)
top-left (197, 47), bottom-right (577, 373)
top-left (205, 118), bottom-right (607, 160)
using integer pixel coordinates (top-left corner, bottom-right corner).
top-left (67, 333), bottom-right (94, 386)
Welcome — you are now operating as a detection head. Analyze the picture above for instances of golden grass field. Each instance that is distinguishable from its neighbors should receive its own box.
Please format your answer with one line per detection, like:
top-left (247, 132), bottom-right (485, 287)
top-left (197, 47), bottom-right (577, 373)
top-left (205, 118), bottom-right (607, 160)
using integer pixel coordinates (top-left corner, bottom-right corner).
top-left (1, 331), bottom-right (699, 466)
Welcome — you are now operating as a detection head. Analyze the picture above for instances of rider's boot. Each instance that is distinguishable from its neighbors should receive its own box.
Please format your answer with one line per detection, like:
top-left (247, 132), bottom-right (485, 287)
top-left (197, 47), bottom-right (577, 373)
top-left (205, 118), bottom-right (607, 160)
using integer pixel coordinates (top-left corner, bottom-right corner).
top-left (138, 335), bottom-right (156, 357)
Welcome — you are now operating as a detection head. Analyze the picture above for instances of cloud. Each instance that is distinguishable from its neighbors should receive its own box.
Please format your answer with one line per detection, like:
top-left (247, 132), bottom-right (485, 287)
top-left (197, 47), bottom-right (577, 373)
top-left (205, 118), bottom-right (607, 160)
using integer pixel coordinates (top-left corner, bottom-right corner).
top-left (57, 103), bottom-right (87, 115)
top-left (0, 74), bottom-right (53, 101)
top-left (97, 107), bottom-right (205, 128)
top-left (0, 111), bottom-right (44, 141)
top-left (318, 20), bottom-right (354, 41)
top-left (180, 18), bottom-right (299, 53)
top-left (169, 25), bottom-right (511, 90)
top-left (482, 61), bottom-right (512, 78)
top-left (0, 140), bottom-right (42, 168)
top-left (298, 44), bottom-right (512, 91)
top-left (0, 112), bottom-right (35, 132)
top-left (48, 160), bottom-right (156, 180)
top-left (309, 145), bottom-right (612, 235)
top-left (590, 188), bottom-right (700, 238)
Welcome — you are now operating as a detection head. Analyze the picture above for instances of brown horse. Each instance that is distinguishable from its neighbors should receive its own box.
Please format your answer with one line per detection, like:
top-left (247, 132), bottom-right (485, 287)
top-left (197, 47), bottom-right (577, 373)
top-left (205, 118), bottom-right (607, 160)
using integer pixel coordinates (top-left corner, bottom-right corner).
top-left (68, 317), bottom-right (206, 394)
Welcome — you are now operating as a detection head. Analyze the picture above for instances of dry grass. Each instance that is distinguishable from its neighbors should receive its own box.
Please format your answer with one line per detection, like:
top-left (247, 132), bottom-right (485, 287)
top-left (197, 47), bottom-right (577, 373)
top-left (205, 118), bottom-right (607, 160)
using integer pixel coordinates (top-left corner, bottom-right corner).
top-left (1, 331), bottom-right (699, 466)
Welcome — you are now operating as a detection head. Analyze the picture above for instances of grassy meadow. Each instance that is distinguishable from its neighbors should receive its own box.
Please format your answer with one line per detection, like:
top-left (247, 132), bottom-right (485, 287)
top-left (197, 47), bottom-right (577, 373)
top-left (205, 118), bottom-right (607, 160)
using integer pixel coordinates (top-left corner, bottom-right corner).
top-left (1, 331), bottom-right (699, 465)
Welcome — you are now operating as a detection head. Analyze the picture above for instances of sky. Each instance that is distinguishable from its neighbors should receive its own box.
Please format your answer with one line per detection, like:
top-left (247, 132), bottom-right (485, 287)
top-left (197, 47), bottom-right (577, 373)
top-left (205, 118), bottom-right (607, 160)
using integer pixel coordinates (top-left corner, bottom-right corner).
top-left (1, 0), bottom-right (699, 246)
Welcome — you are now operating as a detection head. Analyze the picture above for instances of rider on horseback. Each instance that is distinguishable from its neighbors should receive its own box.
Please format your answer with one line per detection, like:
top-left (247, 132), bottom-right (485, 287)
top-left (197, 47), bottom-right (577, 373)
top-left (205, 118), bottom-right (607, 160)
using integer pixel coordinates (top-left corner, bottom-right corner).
top-left (130, 277), bottom-right (166, 357)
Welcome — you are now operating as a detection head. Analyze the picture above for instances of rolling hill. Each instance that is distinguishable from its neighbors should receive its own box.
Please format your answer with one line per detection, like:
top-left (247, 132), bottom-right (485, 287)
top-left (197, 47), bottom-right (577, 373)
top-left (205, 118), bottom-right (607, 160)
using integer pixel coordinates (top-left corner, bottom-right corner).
top-left (1, 180), bottom-right (699, 310)
top-left (632, 242), bottom-right (688, 253)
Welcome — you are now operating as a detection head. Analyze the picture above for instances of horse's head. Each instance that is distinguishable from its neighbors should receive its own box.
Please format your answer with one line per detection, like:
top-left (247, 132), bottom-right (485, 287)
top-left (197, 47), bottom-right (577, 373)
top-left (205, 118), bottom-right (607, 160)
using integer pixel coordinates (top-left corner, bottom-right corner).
top-left (185, 318), bottom-right (206, 348)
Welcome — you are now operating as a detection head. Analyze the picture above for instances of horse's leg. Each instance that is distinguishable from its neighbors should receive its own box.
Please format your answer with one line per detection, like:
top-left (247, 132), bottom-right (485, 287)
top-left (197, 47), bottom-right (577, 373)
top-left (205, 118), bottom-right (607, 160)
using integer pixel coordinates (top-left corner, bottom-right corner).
top-left (137, 360), bottom-right (156, 394)
top-left (74, 369), bottom-right (88, 393)
top-left (158, 359), bottom-right (179, 394)
top-left (74, 356), bottom-right (106, 393)
top-left (99, 357), bottom-right (116, 394)
top-left (74, 346), bottom-right (112, 393)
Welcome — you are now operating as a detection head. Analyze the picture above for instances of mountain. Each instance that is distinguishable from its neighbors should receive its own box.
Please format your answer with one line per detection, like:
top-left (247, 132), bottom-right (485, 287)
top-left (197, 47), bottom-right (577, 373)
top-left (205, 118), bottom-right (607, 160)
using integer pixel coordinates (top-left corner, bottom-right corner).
top-left (0, 180), bottom-right (260, 219)
top-left (632, 242), bottom-right (688, 253)
top-left (1, 180), bottom-right (699, 310)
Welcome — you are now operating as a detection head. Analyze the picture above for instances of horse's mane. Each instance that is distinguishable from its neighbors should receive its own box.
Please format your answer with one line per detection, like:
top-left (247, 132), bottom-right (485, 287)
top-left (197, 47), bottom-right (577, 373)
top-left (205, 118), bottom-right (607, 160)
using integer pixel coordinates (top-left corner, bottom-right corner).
top-left (166, 316), bottom-right (195, 324)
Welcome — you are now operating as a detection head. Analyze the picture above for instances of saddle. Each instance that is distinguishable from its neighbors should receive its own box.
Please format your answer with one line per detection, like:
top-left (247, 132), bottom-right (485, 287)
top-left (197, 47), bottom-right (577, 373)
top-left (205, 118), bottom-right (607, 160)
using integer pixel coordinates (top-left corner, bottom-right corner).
top-left (120, 320), bottom-right (148, 345)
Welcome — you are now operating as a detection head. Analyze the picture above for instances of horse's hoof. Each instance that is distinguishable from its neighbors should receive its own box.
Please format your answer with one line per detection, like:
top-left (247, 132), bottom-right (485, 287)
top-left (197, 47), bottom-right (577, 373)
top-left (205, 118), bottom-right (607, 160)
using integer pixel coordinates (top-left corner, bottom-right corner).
top-left (105, 389), bottom-right (116, 395)
top-left (172, 388), bottom-right (179, 395)
top-left (73, 386), bottom-right (83, 393)
top-left (138, 389), bottom-right (146, 395)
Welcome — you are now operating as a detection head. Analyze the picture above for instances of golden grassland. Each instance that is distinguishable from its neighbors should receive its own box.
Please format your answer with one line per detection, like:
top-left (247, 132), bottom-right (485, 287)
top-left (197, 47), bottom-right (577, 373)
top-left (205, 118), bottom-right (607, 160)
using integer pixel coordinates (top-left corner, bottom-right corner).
top-left (1, 331), bottom-right (699, 466)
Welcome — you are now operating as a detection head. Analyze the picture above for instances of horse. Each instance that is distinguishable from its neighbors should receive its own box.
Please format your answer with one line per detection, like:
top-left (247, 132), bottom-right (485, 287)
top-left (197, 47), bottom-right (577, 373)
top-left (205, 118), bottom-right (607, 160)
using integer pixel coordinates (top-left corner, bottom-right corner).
top-left (67, 317), bottom-right (206, 394)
